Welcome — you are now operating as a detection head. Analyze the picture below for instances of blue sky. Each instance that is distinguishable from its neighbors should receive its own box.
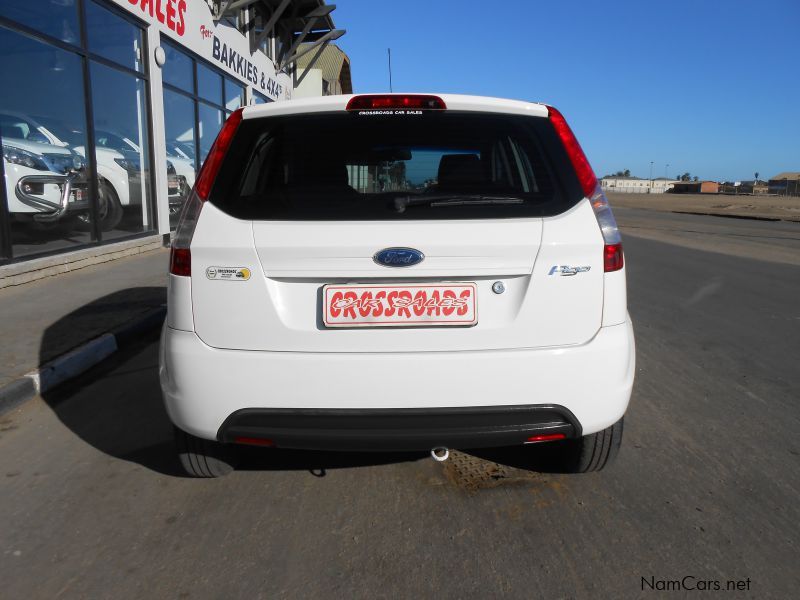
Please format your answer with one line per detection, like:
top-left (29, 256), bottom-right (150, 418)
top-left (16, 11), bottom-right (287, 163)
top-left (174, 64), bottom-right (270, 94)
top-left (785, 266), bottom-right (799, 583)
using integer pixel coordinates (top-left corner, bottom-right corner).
top-left (333, 0), bottom-right (799, 182)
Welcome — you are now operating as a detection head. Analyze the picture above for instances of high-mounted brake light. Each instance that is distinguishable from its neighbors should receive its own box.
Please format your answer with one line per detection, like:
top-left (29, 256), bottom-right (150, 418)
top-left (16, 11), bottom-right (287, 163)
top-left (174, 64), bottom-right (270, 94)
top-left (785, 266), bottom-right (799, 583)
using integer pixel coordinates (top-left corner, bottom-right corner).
top-left (169, 108), bottom-right (243, 277)
top-left (194, 107), bottom-right (243, 200)
top-left (346, 94), bottom-right (447, 111)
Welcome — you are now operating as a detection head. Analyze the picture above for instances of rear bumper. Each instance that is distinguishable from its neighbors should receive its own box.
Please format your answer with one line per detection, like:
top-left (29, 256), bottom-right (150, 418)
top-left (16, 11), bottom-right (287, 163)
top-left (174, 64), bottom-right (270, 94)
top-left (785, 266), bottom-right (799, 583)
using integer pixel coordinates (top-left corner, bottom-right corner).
top-left (160, 319), bottom-right (635, 445)
top-left (218, 405), bottom-right (581, 451)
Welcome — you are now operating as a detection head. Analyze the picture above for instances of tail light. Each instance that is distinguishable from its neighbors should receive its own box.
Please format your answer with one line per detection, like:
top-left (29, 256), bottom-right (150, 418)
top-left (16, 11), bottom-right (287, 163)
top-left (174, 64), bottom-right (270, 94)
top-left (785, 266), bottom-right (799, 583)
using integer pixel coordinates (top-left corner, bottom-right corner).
top-left (548, 105), bottom-right (624, 272)
top-left (194, 108), bottom-right (243, 200)
top-left (346, 94), bottom-right (447, 110)
top-left (169, 246), bottom-right (192, 277)
top-left (169, 108), bottom-right (243, 276)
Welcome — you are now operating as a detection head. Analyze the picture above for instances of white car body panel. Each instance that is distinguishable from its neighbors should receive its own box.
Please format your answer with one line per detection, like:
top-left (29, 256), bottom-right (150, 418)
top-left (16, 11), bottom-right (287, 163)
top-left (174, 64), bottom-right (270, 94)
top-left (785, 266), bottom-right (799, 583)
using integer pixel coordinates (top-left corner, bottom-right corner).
top-left (160, 319), bottom-right (635, 440)
top-left (242, 93), bottom-right (550, 120)
top-left (162, 93), bottom-right (635, 446)
top-left (602, 269), bottom-right (628, 326)
top-left (190, 200), bottom-right (606, 353)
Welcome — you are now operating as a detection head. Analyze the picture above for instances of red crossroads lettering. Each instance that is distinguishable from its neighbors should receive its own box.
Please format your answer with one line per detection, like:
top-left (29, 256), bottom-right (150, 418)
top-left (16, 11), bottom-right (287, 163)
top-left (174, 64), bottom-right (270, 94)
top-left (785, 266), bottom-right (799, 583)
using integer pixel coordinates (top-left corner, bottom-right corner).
top-left (413, 291), bottom-right (426, 317)
top-left (458, 289), bottom-right (471, 316)
top-left (427, 290), bottom-right (441, 316)
top-left (442, 290), bottom-right (456, 316)
top-left (325, 285), bottom-right (476, 326)
top-left (342, 291), bottom-right (358, 319)
top-left (396, 291), bottom-right (413, 318)
top-left (358, 292), bottom-right (373, 317)
top-left (328, 291), bottom-right (343, 318)
top-left (385, 291), bottom-right (398, 317)
top-left (373, 291), bottom-right (386, 317)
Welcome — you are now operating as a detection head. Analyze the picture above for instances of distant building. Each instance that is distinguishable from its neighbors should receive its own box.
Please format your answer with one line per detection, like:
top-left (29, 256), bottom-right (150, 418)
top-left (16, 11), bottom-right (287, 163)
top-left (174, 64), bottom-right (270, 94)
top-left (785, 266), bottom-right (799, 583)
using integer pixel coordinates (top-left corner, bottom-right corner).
top-left (650, 177), bottom-right (678, 193)
top-left (670, 181), bottom-right (720, 194)
top-left (601, 176), bottom-right (677, 193)
top-left (768, 172), bottom-right (800, 196)
top-left (719, 180), bottom-right (769, 195)
top-left (293, 44), bottom-right (352, 97)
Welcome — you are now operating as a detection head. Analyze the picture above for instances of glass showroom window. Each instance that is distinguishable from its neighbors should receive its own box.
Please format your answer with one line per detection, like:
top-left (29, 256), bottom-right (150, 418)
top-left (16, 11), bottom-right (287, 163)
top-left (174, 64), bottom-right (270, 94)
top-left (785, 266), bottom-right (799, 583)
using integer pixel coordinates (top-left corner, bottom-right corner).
top-left (0, 1), bottom-right (154, 263)
top-left (0, 25), bottom-right (90, 259)
top-left (225, 79), bottom-right (245, 111)
top-left (86, 0), bottom-right (154, 239)
top-left (161, 39), bottom-right (246, 226)
top-left (252, 90), bottom-right (274, 105)
top-left (0, 0), bottom-right (80, 45)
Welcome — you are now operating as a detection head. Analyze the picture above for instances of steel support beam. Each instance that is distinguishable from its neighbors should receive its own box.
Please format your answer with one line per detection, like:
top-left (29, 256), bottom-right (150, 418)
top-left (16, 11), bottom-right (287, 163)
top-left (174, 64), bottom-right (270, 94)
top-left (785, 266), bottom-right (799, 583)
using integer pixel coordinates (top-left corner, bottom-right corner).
top-left (253, 0), bottom-right (292, 50)
top-left (279, 28), bottom-right (344, 71)
top-left (214, 0), bottom-right (260, 20)
top-left (293, 39), bottom-right (330, 87)
top-left (277, 6), bottom-right (333, 65)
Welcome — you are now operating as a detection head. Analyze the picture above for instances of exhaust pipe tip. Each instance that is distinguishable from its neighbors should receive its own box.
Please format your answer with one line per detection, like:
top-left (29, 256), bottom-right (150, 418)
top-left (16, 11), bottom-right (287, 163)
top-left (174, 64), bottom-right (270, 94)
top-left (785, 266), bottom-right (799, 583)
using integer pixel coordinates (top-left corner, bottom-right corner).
top-left (431, 447), bottom-right (449, 462)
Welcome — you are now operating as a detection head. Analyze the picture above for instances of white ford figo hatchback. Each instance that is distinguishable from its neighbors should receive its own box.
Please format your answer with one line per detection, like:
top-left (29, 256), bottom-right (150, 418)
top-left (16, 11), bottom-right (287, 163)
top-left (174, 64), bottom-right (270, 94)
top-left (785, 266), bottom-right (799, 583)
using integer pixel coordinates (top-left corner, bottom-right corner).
top-left (160, 94), bottom-right (635, 477)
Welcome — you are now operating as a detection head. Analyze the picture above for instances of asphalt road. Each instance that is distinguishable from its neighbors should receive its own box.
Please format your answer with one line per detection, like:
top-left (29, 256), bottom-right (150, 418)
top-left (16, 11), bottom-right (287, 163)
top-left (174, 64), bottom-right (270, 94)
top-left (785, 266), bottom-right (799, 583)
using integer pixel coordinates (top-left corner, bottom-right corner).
top-left (1, 210), bottom-right (799, 599)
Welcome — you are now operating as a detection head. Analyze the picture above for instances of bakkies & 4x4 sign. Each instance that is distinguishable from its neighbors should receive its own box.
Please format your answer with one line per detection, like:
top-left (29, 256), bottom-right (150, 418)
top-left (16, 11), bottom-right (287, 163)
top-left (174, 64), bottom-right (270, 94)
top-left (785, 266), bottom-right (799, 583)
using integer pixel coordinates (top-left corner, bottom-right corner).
top-left (110, 0), bottom-right (289, 100)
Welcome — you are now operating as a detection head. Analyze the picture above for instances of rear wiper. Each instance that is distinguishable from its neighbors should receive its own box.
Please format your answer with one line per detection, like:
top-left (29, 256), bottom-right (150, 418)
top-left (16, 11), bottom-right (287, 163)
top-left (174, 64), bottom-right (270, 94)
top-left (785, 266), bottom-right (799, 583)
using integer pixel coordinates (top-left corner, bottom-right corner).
top-left (393, 194), bottom-right (524, 213)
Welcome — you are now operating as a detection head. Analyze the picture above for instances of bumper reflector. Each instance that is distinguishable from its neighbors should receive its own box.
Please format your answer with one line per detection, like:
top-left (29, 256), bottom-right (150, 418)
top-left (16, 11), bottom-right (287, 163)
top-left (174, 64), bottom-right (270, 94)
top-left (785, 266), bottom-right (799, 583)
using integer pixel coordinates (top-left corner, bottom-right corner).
top-left (525, 433), bottom-right (567, 444)
top-left (234, 436), bottom-right (276, 447)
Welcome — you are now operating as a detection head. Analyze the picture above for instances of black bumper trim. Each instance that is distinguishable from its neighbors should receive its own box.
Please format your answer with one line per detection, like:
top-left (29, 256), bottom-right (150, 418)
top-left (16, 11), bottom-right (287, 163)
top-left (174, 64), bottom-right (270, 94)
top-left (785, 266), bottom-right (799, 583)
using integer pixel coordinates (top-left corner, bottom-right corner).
top-left (217, 404), bottom-right (582, 452)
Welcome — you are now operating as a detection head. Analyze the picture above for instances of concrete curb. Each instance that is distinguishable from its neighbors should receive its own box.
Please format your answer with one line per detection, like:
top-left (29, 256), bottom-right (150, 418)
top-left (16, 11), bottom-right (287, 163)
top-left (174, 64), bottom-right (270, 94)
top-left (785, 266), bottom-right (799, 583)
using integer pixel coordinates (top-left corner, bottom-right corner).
top-left (0, 306), bottom-right (166, 417)
top-left (669, 210), bottom-right (785, 222)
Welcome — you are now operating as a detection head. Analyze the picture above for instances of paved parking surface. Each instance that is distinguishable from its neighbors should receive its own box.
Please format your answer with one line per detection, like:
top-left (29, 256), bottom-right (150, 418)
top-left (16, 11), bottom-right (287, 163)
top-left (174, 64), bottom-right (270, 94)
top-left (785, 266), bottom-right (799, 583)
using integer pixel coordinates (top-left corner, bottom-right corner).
top-left (1, 211), bottom-right (798, 598)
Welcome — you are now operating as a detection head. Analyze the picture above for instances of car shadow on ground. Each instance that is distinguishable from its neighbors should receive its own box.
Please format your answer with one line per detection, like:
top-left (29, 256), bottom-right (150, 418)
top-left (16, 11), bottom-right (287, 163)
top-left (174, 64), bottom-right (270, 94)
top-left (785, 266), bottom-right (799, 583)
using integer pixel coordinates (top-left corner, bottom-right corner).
top-left (40, 289), bottom-right (573, 478)
top-left (39, 289), bottom-right (431, 478)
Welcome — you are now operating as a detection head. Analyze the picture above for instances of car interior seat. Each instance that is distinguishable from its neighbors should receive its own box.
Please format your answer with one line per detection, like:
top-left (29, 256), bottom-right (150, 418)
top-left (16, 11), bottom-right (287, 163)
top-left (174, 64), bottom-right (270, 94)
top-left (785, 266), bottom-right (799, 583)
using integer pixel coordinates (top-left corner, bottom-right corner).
top-left (436, 154), bottom-right (484, 190)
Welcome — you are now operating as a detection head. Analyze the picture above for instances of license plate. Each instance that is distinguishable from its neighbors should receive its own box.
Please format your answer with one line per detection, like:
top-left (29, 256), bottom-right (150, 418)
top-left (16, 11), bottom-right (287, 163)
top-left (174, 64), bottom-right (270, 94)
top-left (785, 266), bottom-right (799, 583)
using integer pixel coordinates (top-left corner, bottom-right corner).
top-left (323, 283), bottom-right (478, 328)
top-left (70, 189), bottom-right (85, 203)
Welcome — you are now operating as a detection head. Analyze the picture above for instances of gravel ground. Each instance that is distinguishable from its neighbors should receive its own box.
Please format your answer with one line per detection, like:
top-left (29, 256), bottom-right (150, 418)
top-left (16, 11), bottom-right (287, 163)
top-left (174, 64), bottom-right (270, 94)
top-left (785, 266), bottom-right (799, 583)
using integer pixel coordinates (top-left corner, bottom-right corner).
top-left (607, 192), bottom-right (800, 222)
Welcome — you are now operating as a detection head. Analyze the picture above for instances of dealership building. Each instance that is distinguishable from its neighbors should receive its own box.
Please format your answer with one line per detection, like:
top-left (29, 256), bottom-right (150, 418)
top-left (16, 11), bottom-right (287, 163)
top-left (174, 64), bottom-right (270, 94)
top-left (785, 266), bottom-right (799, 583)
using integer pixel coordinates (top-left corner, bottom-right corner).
top-left (0, 0), bottom-right (345, 277)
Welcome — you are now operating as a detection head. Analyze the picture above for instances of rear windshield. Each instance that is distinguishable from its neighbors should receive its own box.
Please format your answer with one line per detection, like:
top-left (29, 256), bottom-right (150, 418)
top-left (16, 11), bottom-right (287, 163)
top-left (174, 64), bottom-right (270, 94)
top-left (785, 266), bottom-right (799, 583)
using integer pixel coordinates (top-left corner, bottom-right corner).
top-left (210, 111), bottom-right (581, 220)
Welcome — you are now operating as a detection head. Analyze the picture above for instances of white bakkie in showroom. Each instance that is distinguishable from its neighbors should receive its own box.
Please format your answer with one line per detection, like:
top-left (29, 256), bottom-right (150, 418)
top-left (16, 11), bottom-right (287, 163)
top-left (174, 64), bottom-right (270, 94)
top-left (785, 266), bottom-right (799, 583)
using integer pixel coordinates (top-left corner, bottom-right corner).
top-left (160, 93), bottom-right (636, 477)
top-left (2, 112), bottom-right (192, 229)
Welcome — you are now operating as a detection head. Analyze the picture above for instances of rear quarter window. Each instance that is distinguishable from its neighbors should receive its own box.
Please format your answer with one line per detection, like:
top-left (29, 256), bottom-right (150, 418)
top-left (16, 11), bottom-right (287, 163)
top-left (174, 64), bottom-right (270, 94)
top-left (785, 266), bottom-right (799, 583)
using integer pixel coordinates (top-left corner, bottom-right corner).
top-left (210, 111), bottom-right (584, 220)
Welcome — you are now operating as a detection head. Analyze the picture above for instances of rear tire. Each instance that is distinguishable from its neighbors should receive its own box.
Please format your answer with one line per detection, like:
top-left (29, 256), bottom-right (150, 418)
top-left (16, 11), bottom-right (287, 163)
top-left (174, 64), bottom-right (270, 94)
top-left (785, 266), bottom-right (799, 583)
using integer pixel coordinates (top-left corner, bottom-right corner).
top-left (174, 427), bottom-right (239, 477)
top-left (559, 417), bottom-right (624, 473)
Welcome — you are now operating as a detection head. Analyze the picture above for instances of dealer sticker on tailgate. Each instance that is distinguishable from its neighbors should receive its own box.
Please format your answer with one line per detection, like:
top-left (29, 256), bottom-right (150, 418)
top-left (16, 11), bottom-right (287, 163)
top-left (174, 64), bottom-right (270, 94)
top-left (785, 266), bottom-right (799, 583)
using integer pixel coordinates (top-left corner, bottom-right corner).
top-left (323, 284), bottom-right (478, 328)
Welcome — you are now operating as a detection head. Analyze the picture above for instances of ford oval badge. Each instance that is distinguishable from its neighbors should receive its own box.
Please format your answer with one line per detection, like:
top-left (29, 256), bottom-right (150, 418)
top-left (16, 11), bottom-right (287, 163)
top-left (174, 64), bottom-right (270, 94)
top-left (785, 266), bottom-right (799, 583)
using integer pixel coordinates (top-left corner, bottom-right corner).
top-left (373, 247), bottom-right (425, 267)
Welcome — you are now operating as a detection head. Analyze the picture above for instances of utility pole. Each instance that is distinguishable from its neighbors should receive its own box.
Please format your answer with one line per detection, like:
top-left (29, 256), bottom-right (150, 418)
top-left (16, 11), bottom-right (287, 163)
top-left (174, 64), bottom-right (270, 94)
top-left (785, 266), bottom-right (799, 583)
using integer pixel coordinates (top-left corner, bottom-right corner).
top-left (649, 161), bottom-right (653, 193)
top-left (387, 48), bottom-right (393, 92)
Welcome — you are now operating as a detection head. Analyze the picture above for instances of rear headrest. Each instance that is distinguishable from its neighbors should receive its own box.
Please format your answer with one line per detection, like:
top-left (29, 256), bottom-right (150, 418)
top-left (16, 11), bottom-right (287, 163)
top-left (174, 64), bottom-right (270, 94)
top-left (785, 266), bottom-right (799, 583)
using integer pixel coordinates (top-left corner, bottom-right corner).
top-left (437, 154), bottom-right (482, 187)
top-left (290, 158), bottom-right (348, 187)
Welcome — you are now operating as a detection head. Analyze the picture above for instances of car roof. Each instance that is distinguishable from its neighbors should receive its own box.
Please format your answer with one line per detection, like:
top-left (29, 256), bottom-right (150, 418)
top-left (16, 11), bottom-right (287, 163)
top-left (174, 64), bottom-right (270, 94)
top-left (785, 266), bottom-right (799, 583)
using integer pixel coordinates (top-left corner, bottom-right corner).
top-left (242, 93), bottom-right (549, 120)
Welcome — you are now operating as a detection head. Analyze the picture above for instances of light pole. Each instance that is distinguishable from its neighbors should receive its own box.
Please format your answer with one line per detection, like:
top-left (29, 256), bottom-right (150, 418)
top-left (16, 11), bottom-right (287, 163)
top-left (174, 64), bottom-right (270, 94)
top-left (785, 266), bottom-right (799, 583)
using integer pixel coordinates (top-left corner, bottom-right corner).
top-left (649, 161), bottom-right (653, 193)
top-left (387, 48), bottom-right (393, 92)
top-left (665, 163), bottom-right (669, 179)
